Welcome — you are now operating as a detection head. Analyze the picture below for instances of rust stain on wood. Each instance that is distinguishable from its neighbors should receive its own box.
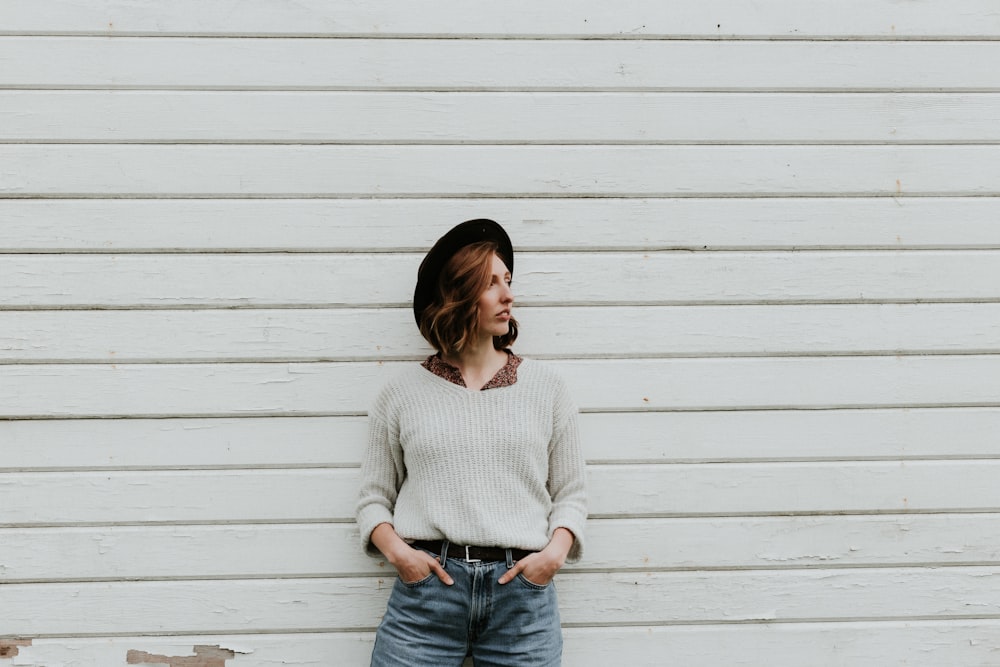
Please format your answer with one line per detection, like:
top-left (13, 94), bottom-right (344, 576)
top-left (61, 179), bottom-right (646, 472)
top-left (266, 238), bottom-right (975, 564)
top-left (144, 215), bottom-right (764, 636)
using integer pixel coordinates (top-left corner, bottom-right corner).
top-left (0, 639), bottom-right (32, 659)
top-left (126, 645), bottom-right (236, 666)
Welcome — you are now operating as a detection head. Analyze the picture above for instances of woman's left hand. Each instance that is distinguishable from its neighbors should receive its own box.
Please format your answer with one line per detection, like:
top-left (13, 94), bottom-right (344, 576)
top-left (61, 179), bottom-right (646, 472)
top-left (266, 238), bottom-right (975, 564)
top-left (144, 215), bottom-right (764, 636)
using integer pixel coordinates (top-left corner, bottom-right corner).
top-left (498, 527), bottom-right (574, 586)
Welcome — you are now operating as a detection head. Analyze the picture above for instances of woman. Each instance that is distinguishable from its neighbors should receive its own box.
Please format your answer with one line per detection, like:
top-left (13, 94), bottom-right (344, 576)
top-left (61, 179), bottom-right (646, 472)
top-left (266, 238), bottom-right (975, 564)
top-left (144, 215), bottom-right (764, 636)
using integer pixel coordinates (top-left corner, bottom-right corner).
top-left (356, 218), bottom-right (587, 666)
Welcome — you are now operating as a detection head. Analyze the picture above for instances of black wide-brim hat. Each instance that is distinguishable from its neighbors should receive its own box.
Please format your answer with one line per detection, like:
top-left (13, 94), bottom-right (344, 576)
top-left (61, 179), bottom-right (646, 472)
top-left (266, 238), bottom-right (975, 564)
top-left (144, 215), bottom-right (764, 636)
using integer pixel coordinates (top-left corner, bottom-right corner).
top-left (413, 218), bottom-right (514, 326)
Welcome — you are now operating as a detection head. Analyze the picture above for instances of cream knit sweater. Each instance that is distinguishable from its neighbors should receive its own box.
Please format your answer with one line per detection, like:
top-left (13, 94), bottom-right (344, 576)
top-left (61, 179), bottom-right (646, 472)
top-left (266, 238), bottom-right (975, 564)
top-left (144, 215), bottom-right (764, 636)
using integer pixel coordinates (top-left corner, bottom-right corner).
top-left (356, 358), bottom-right (587, 562)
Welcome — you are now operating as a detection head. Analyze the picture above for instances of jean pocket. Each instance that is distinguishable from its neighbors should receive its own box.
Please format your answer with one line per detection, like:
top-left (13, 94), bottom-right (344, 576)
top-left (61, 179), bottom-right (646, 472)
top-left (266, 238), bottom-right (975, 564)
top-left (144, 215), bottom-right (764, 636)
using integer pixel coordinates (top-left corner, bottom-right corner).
top-left (516, 573), bottom-right (551, 590)
top-left (398, 572), bottom-right (436, 588)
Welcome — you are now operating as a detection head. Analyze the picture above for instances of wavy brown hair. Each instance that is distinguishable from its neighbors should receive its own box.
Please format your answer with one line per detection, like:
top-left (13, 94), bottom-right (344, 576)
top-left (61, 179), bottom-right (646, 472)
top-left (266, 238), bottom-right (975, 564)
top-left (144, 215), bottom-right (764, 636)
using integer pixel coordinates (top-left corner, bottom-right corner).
top-left (418, 241), bottom-right (518, 355)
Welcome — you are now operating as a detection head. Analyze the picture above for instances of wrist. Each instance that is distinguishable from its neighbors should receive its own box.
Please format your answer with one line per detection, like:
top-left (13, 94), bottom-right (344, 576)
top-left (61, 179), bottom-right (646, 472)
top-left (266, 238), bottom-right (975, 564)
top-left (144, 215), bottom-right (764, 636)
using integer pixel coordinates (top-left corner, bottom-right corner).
top-left (370, 523), bottom-right (413, 565)
top-left (383, 537), bottom-right (417, 566)
top-left (542, 528), bottom-right (574, 562)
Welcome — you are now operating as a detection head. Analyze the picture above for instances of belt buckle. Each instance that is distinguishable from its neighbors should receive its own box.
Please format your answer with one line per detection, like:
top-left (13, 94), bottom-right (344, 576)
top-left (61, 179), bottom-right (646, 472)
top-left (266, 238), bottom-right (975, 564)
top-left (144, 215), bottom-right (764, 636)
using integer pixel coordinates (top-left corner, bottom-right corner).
top-left (464, 545), bottom-right (481, 563)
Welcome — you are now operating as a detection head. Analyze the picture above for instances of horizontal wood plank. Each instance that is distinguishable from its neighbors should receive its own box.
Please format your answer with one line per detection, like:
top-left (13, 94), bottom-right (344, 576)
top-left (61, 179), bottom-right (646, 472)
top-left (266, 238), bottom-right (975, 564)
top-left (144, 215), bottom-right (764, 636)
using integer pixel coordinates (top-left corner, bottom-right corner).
top-left (579, 408), bottom-right (1000, 462)
top-left (4, 461), bottom-right (1000, 525)
top-left (4, 251), bottom-right (1000, 308)
top-left (5, 91), bottom-right (1000, 142)
top-left (3, 39), bottom-right (1000, 91)
top-left (3, 356), bottom-right (1000, 418)
top-left (5, 145), bottom-right (1000, 196)
top-left (4, 407), bottom-right (1000, 470)
top-left (5, 304), bottom-right (1000, 363)
top-left (561, 622), bottom-right (1000, 667)
top-left (3, 568), bottom-right (1000, 634)
top-left (3, 1), bottom-right (999, 38)
top-left (4, 197), bottom-right (1000, 252)
top-left (4, 514), bottom-right (1000, 581)
top-left (7, 623), bottom-right (1000, 667)
top-left (4, 356), bottom-right (1000, 418)
top-left (0, 416), bottom-right (367, 470)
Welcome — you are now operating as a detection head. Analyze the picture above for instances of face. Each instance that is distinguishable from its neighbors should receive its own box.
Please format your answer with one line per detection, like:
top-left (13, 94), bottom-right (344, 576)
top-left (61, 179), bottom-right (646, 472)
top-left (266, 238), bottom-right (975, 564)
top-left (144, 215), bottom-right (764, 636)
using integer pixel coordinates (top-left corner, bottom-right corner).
top-left (477, 253), bottom-right (514, 339)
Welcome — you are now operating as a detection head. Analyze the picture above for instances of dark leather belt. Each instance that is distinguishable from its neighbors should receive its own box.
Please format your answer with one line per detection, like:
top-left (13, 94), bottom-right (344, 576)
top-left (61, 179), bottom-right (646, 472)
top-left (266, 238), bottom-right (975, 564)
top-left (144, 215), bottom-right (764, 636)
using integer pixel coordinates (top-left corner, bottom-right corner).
top-left (411, 539), bottom-right (535, 563)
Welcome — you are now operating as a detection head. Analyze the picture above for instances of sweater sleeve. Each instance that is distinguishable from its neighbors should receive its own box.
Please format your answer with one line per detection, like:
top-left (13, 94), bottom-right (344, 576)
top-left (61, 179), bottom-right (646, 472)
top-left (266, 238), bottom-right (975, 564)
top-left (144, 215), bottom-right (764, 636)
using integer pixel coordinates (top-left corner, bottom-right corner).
top-left (546, 375), bottom-right (588, 562)
top-left (355, 396), bottom-right (405, 558)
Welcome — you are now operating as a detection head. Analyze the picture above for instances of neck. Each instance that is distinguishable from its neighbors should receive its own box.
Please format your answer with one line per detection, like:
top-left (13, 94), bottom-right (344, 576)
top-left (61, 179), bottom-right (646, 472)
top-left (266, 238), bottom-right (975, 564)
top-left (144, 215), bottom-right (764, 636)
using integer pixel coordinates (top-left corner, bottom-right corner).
top-left (442, 335), bottom-right (504, 370)
top-left (441, 336), bottom-right (508, 390)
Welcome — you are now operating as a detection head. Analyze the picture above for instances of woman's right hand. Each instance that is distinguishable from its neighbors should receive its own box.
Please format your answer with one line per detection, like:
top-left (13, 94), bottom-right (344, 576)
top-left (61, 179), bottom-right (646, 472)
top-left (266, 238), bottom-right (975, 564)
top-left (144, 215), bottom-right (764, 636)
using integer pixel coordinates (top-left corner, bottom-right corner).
top-left (392, 547), bottom-right (454, 585)
top-left (370, 523), bottom-right (454, 585)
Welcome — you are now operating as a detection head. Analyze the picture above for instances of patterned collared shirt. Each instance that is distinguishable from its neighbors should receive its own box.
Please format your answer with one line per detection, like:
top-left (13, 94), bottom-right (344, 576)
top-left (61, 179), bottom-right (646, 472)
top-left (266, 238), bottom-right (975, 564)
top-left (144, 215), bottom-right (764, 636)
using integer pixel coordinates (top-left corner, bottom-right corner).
top-left (421, 350), bottom-right (522, 390)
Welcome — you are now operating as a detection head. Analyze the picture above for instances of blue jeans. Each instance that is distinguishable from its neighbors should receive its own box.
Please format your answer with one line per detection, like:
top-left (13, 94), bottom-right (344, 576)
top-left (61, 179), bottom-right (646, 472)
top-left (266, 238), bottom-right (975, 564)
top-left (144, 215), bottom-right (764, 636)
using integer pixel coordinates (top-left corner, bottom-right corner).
top-left (370, 546), bottom-right (563, 666)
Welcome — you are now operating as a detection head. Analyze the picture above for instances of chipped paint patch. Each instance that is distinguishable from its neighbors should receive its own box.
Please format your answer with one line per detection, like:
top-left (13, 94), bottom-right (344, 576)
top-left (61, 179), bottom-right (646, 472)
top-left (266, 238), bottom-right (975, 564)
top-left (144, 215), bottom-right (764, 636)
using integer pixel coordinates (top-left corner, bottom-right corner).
top-left (0, 639), bottom-right (32, 659)
top-left (126, 644), bottom-right (236, 666)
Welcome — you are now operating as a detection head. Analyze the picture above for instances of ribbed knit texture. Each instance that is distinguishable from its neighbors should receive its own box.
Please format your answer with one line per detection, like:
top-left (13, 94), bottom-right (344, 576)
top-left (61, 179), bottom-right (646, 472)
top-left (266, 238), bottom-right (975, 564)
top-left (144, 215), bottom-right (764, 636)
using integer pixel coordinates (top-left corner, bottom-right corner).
top-left (356, 358), bottom-right (587, 562)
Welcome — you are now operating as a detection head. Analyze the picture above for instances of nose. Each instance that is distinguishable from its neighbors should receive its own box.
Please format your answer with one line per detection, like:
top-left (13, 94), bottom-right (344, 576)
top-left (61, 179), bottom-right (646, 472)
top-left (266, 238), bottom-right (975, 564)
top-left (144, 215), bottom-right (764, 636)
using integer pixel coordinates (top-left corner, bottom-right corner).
top-left (501, 282), bottom-right (514, 304)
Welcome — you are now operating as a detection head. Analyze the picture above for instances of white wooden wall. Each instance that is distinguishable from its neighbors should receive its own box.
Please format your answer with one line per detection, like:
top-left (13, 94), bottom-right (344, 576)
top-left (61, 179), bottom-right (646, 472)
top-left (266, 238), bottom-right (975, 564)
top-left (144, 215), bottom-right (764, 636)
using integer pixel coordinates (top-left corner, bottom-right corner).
top-left (3, 2), bottom-right (1000, 665)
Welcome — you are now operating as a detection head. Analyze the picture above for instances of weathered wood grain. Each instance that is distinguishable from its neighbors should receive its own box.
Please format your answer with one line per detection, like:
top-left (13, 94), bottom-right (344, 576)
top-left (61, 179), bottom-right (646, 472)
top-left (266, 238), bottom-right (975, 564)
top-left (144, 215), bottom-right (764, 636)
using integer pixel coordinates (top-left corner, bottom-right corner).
top-left (5, 145), bottom-right (1000, 196)
top-left (4, 356), bottom-right (1000, 417)
top-left (3, 1), bottom-right (999, 38)
top-left (3, 39), bottom-right (1000, 91)
top-left (4, 251), bottom-right (1000, 308)
top-left (0, 416), bottom-right (367, 470)
top-left (5, 304), bottom-right (1000, 362)
top-left (3, 568), bottom-right (1000, 635)
top-left (5, 408), bottom-right (1000, 470)
top-left (4, 197), bottom-right (999, 252)
top-left (0, 356), bottom-right (982, 417)
top-left (4, 461), bottom-right (1000, 525)
top-left (6, 91), bottom-right (1000, 142)
top-left (4, 514), bottom-right (1000, 581)
top-left (6, 623), bottom-right (1000, 667)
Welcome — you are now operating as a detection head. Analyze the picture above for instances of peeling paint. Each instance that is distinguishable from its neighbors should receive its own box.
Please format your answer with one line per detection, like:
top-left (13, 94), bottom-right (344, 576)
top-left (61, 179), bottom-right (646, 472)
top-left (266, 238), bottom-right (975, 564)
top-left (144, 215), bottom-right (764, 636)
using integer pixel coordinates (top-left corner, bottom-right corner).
top-left (126, 644), bottom-right (237, 666)
top-left (0, 639), bottom-right (32, 659)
